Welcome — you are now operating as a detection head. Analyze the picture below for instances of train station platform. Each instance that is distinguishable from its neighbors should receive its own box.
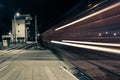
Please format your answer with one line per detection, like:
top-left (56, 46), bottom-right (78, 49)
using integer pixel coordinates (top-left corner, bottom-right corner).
top-left (0, 43), bottom-right (89, 80)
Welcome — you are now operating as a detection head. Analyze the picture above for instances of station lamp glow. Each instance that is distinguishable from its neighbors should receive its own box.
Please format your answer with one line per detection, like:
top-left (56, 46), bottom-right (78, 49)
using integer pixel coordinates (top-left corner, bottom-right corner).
top-left (37, 34), bottom-right (40, 36)
top-left (9, 32), bottom-right (11, 35)
top-left (16, 12), bottom-right (20, 16)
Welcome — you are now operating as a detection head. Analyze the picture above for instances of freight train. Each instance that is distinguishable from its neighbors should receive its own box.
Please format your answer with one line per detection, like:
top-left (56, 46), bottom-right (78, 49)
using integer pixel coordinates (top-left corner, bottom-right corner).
top-left (41, 0), bottom-right (120, 44)
top-left (40, 1), bottom-right (120, 79)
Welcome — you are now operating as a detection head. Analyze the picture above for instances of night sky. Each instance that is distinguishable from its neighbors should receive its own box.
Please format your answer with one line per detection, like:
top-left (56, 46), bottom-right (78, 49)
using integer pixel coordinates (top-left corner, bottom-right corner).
top-left (0, 0), bottom-right (101, 40)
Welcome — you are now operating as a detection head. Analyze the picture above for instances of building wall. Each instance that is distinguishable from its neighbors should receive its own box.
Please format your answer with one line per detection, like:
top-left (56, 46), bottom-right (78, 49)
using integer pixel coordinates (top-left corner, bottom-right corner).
top-left (16, 20), bottom-right (25, 38)
top-left (12, 19), bottom-right (26, 42)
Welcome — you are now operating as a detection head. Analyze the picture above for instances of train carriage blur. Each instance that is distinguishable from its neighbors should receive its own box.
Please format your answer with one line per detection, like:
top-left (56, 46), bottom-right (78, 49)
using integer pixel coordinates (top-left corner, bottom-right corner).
top-left (40, 1), bottom-right (120, 79)
top-left (41, 0), bottom-right (120, 43)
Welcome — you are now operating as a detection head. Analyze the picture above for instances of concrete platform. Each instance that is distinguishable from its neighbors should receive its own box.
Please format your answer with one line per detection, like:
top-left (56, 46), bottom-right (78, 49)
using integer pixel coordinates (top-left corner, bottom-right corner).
top-left (0, 49), bottom-right (78, 80)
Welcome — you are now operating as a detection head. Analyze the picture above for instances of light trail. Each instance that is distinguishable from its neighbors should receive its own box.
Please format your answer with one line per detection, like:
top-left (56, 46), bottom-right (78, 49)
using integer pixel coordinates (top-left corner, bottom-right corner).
top-left (62, 40), bottom-right (120, 47)
top-left (55, 2), bottom-right (120, 31)
top-left (51, 40), bottom-right (120, 54)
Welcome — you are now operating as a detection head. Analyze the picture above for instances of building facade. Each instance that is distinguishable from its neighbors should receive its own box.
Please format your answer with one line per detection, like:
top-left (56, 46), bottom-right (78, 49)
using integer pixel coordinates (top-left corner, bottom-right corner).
top-left (12, 19), bottom-right (26, 43)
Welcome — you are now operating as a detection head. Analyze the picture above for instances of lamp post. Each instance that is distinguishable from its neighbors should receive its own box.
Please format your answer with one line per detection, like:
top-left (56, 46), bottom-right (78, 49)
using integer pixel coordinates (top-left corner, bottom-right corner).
top-left (26, 27), bottom-right (29, 43)
top-left (35, 16), bottom-right (37, 43)
top-left (14, 12), bottom-right (20, 45)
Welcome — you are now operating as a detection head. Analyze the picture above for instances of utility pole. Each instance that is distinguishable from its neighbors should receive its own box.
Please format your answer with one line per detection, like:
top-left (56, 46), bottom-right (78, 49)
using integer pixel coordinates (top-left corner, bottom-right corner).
top-left (25, 27), bottom-right (28, 43)
top-left (35, 16), bottom-right (37, 43)
top-left (14, 15), bottom-right (16, 45)
top-left (13, 12), bottom-right (20, 45)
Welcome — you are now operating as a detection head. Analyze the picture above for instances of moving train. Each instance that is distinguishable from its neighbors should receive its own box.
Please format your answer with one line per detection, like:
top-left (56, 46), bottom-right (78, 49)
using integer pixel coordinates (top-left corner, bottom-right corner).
top-left (41, 0), bottom-right (120, 43)
top-left (40, 1), bottom-right (120, 79)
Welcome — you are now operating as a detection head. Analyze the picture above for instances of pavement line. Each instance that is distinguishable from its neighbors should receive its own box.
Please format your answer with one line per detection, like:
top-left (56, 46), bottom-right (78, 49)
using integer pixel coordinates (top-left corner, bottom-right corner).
top-left (60, 66), bottom-right (79, 80)
top-left (0, 65), bottom-right (8, 71)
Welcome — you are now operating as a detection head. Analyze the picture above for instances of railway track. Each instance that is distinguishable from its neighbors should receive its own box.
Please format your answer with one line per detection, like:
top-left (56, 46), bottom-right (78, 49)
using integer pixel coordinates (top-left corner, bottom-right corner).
top-left (78, 50), bottom-right (120, 80)
top-left (49, 43), bottom-right (120, 80)
top-left (0, 43), bottom-right (34, 64)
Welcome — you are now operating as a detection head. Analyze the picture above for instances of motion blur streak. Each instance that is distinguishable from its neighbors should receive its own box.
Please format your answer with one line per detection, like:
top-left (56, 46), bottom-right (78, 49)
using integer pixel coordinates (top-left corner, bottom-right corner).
top-left (55, 2), bottom-right (120, 31)
top-left (51, 40), bottom-right (120, 54)
top-left (62, 40), bottom-right (120, 47)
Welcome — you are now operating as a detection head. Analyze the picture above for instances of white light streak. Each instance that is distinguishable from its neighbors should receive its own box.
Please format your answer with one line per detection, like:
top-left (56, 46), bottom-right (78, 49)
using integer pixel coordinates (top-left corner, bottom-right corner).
top-left (62, 40), bottom-right (120, 47)
top-left (51, 40), bottom-right (120, 54)
top-left (55, 2), bottom-right (120, 31)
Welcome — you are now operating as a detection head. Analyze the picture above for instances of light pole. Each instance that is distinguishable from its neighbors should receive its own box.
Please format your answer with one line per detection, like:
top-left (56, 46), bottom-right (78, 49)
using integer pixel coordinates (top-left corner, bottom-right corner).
top-left (14, 12), bottom-right (20, 45)
top-left (26, 27), bottom-right (29, 43)
top-left (35, 16), bottom-right (37, 43)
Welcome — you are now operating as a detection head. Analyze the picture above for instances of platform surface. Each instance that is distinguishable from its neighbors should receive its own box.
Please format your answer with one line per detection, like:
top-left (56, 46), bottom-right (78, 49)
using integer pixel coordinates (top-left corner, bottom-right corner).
top-left (0, 48), bottom-right (78, 80)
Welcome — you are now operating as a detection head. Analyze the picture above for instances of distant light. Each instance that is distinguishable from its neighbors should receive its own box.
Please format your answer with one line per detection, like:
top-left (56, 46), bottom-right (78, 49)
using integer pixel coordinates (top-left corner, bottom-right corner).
top-left (9, 32), bottom-right (11, 35)
top-left (105, 32), bottom-right (108, 34)
top-left (37, 34), bottom-right (40, 36)
top-left (26, 27), bottom-right (29, 29)
top-left (98, 33), bottom-right (102, 36)
top-left (88, 4), bottom-right (92, 7)
top-left (16, 12), bottom-right (20, 16)
top-left (113, 33), bottom-right (117, 36)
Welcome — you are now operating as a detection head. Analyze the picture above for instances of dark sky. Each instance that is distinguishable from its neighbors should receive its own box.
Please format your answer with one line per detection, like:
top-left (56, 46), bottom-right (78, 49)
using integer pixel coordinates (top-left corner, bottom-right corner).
top-left (0, 0), bottom-right (101, 36)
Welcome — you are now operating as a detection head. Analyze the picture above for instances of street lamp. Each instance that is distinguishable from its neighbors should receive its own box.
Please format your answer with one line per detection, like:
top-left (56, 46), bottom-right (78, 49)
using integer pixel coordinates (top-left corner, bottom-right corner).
top-left (14, 12), bottom-right (20, 45)
top-left (16, 12), bottom-right (20, 16)
top-left (35, 16), bottom-right (38, 43)
top-left (26, 27), bottom-right (29, 43)
top-left (9, 32), bottom-right (11, 35)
